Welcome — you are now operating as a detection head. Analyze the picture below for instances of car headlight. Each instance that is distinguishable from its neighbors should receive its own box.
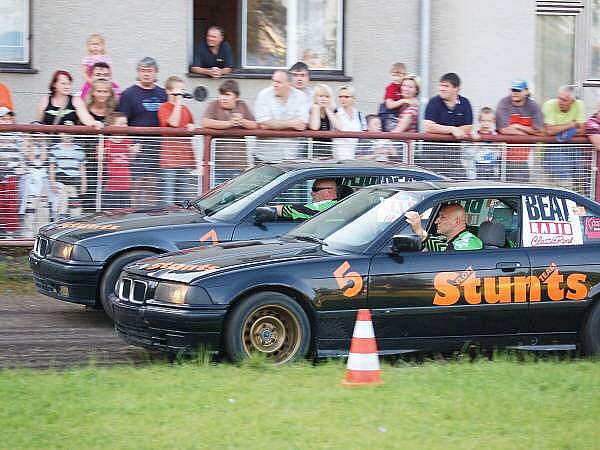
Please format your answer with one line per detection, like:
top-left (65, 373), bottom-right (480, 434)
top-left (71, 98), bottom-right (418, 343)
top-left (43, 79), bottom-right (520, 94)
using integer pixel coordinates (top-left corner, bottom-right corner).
top-left (153, 282), bottom-right (212, 306)
top-left (50, 242), bottom-right (92, 261)
top-left (51, 242), bottom-right (73, 260)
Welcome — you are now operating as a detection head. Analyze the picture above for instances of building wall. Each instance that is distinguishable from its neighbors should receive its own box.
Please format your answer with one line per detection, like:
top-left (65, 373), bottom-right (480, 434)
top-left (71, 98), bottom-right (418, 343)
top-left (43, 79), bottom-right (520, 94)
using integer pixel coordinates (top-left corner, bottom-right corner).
top-left (431, 0), bottom-right (537, 116)
top-left (0, 0), bottom-right (590, 125)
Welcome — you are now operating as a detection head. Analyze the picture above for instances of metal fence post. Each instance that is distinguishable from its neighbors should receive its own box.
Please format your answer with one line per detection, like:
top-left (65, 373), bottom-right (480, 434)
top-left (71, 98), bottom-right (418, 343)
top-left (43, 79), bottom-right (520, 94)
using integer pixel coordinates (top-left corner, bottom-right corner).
top-left (96, 134), bottom-right (104, 212)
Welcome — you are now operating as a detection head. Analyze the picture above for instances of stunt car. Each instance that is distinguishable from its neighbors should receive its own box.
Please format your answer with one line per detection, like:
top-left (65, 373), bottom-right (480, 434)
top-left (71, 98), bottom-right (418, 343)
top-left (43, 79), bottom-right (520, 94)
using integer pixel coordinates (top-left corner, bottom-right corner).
top-left (29, 161), bottom-right (442, 318)
top-left (111, 181), bottom-right (600, 363)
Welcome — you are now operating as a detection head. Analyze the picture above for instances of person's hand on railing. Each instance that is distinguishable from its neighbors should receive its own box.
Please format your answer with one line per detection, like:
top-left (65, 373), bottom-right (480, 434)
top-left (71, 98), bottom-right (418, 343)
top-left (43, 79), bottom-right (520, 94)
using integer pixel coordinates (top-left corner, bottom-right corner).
top-left (186, 123), bottom-right (198, 132)
top-left (92, 120), bottom-right (104, 130)
top-left (450, 127), bottom-right (467, 139)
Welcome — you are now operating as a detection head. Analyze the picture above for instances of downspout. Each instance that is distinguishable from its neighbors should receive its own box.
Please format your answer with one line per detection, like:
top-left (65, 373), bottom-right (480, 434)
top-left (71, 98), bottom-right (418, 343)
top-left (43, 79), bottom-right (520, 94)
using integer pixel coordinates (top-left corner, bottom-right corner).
top-left (418, 0), bottom-right (431, 131)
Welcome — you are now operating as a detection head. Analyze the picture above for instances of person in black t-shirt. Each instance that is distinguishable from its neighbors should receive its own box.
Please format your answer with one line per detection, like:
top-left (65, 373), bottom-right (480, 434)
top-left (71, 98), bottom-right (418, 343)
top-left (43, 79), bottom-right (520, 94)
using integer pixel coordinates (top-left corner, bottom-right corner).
top-left (190, 26), bottom-right (234, 78)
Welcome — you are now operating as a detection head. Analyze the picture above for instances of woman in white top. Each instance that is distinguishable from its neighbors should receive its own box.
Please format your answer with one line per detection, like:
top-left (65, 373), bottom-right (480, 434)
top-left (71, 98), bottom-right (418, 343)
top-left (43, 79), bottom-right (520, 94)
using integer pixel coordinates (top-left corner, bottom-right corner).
top-left (333, 85), bottom-right (366, 160)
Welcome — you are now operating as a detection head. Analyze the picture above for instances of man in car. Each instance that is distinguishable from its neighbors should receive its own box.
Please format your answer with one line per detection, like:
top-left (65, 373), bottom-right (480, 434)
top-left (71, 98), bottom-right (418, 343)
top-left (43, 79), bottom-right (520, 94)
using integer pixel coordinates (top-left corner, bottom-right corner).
top-left (405, 203), bottom-right (483, 251)
top-left (275, 178), bottom-right (340, 220)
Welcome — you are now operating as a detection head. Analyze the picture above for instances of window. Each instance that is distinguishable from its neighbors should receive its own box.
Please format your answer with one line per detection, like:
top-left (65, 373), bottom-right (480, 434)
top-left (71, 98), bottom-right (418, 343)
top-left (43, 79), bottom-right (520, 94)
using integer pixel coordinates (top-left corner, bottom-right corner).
top-left (0, 0), bottom-right (30, 66)
top-left (243, 0), bottom-right (342, 70)
top-left (535, 1), bottom-right (600, 99)
top-left (192, 0), bottom-right (344, 73)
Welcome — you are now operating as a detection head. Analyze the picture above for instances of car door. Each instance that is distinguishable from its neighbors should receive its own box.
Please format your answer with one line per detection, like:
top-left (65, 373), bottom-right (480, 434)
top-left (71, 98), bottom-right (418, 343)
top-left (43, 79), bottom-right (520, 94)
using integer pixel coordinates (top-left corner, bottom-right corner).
top-left (367, 196), bottom-right (532, 353)
top-left (522, 192), bottom-right (600, 343)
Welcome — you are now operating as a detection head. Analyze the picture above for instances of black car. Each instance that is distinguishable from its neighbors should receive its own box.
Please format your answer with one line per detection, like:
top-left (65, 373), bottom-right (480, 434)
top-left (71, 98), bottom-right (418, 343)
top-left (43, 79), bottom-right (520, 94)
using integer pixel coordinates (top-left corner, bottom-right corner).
top-left (112, 181), bottom-right (600, 363)
top-left (29, 161), bottom-right (442, 318)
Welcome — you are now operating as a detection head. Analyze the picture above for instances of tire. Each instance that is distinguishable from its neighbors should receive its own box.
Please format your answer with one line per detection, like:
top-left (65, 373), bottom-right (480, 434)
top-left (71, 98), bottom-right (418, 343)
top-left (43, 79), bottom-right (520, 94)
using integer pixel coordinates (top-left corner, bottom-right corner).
top-left (99, 250), bottom-right (157, 320)
top-left (224, 291), bottom-right (311, 365)
top-left (581, 300), bottom-right (600, 356)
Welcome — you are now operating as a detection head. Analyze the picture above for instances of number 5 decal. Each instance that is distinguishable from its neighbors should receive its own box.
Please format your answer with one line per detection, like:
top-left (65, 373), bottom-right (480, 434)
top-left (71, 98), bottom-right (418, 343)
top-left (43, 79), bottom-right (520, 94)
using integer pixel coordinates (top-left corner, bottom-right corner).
top-left (200, 229), bottom-right (219, 245)
top-left (333, 260), bottom-right (363, 298)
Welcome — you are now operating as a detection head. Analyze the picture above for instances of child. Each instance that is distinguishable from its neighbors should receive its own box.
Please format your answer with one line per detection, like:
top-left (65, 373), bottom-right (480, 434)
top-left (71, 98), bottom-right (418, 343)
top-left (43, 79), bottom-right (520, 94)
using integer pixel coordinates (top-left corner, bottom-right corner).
top-left (379, 62), bottom-right (409, 131)
top-left (357, 115), bottom-right (396, 161)
top-left (80, 34), bottom-right (112, 98)
top-left (20, 134), bottom-right (50, 238)
top-left (100, 112), bottom-right (139, 210)
top-left (48, 126), bottom-right (86, 219)
top-left (157, 76), bottom-right (196, 205)
top-left (470, 107), bottom-right (500, 180)
top-left (0, 107), bottom-right (23, 236)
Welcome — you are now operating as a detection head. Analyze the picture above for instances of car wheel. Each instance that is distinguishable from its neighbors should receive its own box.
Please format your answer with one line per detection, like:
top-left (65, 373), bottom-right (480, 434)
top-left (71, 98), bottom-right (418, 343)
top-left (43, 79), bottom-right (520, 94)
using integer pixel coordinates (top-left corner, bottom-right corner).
top-left (581, 300), bottom-right (600, 355)
top-left (225, 292), bottom-right (311, 365)
top-left (99, 250), bottom-right (157, 320)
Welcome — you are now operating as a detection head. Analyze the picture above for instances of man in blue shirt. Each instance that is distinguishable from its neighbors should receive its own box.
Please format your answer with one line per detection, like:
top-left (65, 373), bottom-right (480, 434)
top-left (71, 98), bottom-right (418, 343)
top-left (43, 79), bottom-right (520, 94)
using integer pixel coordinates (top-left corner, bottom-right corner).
top-left (190, 26), bottom-right (234, 78)
top-left (420, 72), bottom-right (473, 178)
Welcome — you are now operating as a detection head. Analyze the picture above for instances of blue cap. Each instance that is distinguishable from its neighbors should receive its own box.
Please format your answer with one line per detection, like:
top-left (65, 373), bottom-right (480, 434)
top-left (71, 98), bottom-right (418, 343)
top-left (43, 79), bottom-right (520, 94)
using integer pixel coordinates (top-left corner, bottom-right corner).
top-left (511, 79), bottom-right (528, 91)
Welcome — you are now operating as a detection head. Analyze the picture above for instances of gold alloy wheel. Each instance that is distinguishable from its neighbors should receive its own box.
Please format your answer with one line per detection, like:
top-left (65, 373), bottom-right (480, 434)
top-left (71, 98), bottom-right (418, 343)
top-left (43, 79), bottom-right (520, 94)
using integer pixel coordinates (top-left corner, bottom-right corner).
top-left (242, 304), bottom-right (303, 364)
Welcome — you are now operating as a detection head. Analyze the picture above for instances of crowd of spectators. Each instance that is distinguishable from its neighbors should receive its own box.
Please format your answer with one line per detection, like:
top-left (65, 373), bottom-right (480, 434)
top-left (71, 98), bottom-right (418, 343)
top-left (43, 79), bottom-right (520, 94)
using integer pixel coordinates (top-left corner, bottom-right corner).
top-left (1, 27), bottom-right (600, 238)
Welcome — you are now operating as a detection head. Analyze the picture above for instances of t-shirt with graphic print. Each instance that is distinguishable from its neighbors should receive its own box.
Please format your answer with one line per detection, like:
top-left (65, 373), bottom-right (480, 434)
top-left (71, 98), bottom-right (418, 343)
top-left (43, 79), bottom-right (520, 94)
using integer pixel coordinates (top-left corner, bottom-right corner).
top-left (117, 84), bottom-right (167, 127)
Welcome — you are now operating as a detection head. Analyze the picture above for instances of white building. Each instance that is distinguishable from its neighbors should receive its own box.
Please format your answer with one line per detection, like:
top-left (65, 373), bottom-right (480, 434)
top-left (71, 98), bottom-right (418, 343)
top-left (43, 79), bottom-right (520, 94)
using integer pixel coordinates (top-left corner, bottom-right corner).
top-left (0, 0), bottom-right (598, 123)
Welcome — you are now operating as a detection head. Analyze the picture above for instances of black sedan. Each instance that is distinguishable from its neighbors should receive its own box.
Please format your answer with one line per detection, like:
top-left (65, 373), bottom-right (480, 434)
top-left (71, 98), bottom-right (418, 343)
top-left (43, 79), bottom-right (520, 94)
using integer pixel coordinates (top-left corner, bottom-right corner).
top-left (112, 181), bottom-right (600, 363)
top-left (29, 161), bottom-right (442, 318)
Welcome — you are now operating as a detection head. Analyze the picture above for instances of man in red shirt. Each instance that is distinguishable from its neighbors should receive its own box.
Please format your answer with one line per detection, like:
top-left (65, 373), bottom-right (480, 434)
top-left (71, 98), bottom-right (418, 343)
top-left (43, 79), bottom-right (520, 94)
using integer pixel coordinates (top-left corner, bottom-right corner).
top-left (157, 76), bottom-right (197, 205)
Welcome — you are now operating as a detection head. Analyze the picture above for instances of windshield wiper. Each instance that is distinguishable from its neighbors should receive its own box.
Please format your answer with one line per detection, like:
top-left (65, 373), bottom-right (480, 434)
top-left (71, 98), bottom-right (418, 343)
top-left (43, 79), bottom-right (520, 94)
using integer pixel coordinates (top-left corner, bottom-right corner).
top-left (293, 234), bottom-right (328, 246)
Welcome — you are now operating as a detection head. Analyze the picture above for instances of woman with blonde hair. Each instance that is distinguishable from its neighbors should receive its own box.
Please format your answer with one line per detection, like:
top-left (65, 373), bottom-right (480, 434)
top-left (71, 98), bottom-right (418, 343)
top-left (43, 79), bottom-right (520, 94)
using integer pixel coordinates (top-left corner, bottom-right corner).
top-left (392, 75), bottom-right (420, 133)
top-left (86, 79), bottom-right (118, 123)
top-left (308, 84), bottom-right (341, 158)
top-left (333, 85), bottom-right (367, 160)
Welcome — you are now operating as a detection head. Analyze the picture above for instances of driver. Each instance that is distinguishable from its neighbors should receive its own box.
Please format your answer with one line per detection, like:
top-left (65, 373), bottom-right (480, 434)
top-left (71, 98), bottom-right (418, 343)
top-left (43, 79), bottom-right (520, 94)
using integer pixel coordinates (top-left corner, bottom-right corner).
top-left (405, 203), bottom-right (483, 251)
top-left (275, 178), bottom-right (340, 220)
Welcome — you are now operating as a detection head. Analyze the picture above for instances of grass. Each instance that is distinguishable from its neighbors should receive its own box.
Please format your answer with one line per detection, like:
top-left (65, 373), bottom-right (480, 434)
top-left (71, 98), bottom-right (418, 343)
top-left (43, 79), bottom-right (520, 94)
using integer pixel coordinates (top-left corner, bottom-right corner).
top-left (1, 355), bottom-right (599, 449)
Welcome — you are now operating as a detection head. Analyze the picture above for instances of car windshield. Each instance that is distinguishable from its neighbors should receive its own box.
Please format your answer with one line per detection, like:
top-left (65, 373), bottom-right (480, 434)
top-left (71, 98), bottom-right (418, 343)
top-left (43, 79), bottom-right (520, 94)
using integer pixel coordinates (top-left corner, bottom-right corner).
top-left (192, 165), bottom-right (285, 216)
top-left (288, 187), bottom-right (425, 252)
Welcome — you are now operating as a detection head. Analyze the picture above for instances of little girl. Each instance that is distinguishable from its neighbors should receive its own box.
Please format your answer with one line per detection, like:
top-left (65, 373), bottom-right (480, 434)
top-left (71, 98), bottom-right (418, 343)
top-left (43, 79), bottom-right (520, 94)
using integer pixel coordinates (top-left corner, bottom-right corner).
top-left (80, 34), bottom-right (112, 96)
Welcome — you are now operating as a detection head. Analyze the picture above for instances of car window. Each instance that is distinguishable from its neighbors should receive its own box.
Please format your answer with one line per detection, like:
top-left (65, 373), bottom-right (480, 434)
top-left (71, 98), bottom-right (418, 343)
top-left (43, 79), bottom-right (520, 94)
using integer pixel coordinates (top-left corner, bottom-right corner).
top-left (522, 194), bottom-right (589, 247)
top-left (267, 179), bottom-right (314, 206)
top-left (426, 197), bottom-right (520, 249)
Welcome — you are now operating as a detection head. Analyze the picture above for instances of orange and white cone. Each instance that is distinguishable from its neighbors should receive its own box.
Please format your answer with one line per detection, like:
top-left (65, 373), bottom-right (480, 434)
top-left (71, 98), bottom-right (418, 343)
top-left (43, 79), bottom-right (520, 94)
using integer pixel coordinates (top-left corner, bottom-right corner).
top-left (342, 309), bottom-right (383, 386)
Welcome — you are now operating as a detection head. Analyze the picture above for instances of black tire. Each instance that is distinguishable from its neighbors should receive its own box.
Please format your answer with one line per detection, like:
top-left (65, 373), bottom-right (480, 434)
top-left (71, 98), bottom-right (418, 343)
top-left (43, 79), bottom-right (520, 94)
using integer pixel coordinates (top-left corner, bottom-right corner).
top-left (581, 301), bottom-right (600, 356)
top-left (224, 291), bottom-right (311, 365)
top-left (99, 250), bottom-right (157, 320)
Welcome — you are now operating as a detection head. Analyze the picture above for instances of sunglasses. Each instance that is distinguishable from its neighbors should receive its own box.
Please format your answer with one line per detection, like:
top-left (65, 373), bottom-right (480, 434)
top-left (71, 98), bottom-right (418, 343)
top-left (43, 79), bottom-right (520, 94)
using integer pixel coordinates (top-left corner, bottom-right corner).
top-left (338, 95), bottom-right (352, 99)
top-left (312, 185), bottom-right (334, 192)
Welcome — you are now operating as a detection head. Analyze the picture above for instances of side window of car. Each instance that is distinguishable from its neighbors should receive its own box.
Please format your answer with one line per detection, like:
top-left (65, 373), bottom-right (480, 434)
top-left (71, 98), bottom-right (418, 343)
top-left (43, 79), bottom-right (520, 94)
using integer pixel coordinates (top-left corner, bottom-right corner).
top-left (427, 198), bottom-right (520, 249)
top-left (267, 179), bottom-right (314, 206)
top-left (521, 194), bottom-right (587, 247)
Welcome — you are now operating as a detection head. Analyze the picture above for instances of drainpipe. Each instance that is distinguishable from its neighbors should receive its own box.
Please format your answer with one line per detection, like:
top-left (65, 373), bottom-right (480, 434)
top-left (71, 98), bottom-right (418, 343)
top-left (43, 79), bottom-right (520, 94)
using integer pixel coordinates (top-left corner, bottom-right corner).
top-left (418, 0), bottom-right (431, 131)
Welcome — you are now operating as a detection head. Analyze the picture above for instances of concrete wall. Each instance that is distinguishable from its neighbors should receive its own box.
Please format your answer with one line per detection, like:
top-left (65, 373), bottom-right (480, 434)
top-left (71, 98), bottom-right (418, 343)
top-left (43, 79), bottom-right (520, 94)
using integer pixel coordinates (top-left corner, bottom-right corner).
top-left (430, 0), bottom-right (537, 117)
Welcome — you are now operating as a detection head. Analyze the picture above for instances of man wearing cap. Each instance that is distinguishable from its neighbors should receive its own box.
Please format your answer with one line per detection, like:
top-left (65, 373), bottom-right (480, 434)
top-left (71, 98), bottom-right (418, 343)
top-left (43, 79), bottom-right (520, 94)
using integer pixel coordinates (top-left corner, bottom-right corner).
top-left (495, 79), bottom-right (543, 182)
top-left (117, 57), bottom-right (167, 207)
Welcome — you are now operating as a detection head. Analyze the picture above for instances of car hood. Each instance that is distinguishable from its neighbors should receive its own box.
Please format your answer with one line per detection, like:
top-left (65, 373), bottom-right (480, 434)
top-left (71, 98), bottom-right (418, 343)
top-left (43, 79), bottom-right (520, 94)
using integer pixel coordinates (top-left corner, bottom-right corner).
top-left (125, 238), bottom-right (324, 283)
top-left (40, 205), bottom-right (209, 242)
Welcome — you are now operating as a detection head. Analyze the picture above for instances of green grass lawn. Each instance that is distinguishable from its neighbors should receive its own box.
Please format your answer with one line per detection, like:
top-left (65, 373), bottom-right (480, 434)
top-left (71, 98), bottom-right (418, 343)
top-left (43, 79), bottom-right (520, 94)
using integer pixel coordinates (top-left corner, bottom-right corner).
top-left (1, 356), bottom-right (598, 449)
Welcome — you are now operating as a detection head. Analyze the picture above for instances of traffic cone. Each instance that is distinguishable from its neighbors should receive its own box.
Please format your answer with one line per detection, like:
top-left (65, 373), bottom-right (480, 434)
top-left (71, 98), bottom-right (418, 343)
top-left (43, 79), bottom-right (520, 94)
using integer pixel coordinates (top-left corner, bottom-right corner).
top-left (342, 308), bottom-right (383, 386)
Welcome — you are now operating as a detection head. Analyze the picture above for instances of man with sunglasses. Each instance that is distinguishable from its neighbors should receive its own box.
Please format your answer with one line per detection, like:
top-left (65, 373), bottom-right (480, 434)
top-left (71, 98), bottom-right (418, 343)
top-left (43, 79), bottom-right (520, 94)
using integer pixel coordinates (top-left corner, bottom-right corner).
top-left (275, 178), bottom-right (340, 219)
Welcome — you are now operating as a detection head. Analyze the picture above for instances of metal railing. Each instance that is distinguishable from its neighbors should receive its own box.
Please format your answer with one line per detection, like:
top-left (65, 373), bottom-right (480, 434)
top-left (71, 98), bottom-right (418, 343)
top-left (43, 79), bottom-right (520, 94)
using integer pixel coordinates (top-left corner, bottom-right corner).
top-left (0, 124), bottom-right (597, 244)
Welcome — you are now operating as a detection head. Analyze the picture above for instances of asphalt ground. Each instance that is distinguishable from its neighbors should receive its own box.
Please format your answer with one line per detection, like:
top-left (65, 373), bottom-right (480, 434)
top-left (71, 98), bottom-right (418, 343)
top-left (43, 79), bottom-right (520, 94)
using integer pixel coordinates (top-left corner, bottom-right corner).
top-left (0, 291), bottom-right (164, 369)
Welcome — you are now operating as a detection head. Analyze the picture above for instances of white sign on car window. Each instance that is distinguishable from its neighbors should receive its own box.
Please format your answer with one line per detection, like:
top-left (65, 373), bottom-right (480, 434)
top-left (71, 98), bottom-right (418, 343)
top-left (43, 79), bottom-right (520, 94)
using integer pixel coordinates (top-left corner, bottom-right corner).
top-left (522, 194), bottom-right (583, 247)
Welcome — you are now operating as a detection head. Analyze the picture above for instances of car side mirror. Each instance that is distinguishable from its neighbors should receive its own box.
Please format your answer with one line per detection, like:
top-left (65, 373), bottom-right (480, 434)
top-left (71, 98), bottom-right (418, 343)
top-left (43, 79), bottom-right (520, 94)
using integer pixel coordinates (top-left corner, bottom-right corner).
top-left (391, 234), bottom-right (421, 254)
top-left (254, 206), bottom-right (277, 224)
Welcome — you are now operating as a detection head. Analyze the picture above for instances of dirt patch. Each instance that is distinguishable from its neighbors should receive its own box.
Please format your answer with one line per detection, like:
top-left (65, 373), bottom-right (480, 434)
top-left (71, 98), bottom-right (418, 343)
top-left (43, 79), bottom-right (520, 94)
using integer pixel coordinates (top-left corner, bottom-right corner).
top-left (0, 291), bottom-right (165, 369)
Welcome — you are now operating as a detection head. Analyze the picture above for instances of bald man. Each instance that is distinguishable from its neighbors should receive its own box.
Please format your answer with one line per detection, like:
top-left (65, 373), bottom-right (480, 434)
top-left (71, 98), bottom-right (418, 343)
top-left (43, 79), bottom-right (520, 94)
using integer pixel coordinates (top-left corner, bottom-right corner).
top-left (405, 203), bottom-right (483, 251)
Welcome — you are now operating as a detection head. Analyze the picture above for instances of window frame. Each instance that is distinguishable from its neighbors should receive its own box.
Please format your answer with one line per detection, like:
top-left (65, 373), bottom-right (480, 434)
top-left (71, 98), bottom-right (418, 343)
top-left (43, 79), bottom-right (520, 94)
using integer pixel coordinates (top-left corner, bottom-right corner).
top-left (0, 0), bottom-right (34, 72)
top-left (240, 0), bottom-right (344, 72)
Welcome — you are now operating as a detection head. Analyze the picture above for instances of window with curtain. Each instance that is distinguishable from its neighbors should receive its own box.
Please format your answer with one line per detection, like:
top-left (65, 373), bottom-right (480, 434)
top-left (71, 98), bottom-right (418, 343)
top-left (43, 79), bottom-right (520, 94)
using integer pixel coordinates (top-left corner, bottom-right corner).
top-left (243, 0), bottom-right (343, 70)
top-left (535, 14), bottom-right (576, 102)
top-left (0, 0), bottom-right (29, 65)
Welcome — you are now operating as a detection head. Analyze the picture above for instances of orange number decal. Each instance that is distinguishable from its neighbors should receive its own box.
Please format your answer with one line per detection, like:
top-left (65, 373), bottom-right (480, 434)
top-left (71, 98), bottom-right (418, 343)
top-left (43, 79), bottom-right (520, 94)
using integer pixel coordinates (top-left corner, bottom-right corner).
top-left (200, 229), bottom-right (219, 245)
top-left (333, 260), bottom-right (363, 298)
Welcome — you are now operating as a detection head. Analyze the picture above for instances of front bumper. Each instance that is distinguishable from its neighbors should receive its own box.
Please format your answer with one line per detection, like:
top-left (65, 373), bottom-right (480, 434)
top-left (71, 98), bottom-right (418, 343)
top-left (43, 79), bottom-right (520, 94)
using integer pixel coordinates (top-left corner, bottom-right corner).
top-left (29, 252), bottom-right (103, 306)
top-left (112, 294), bottom-right (228, 353)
